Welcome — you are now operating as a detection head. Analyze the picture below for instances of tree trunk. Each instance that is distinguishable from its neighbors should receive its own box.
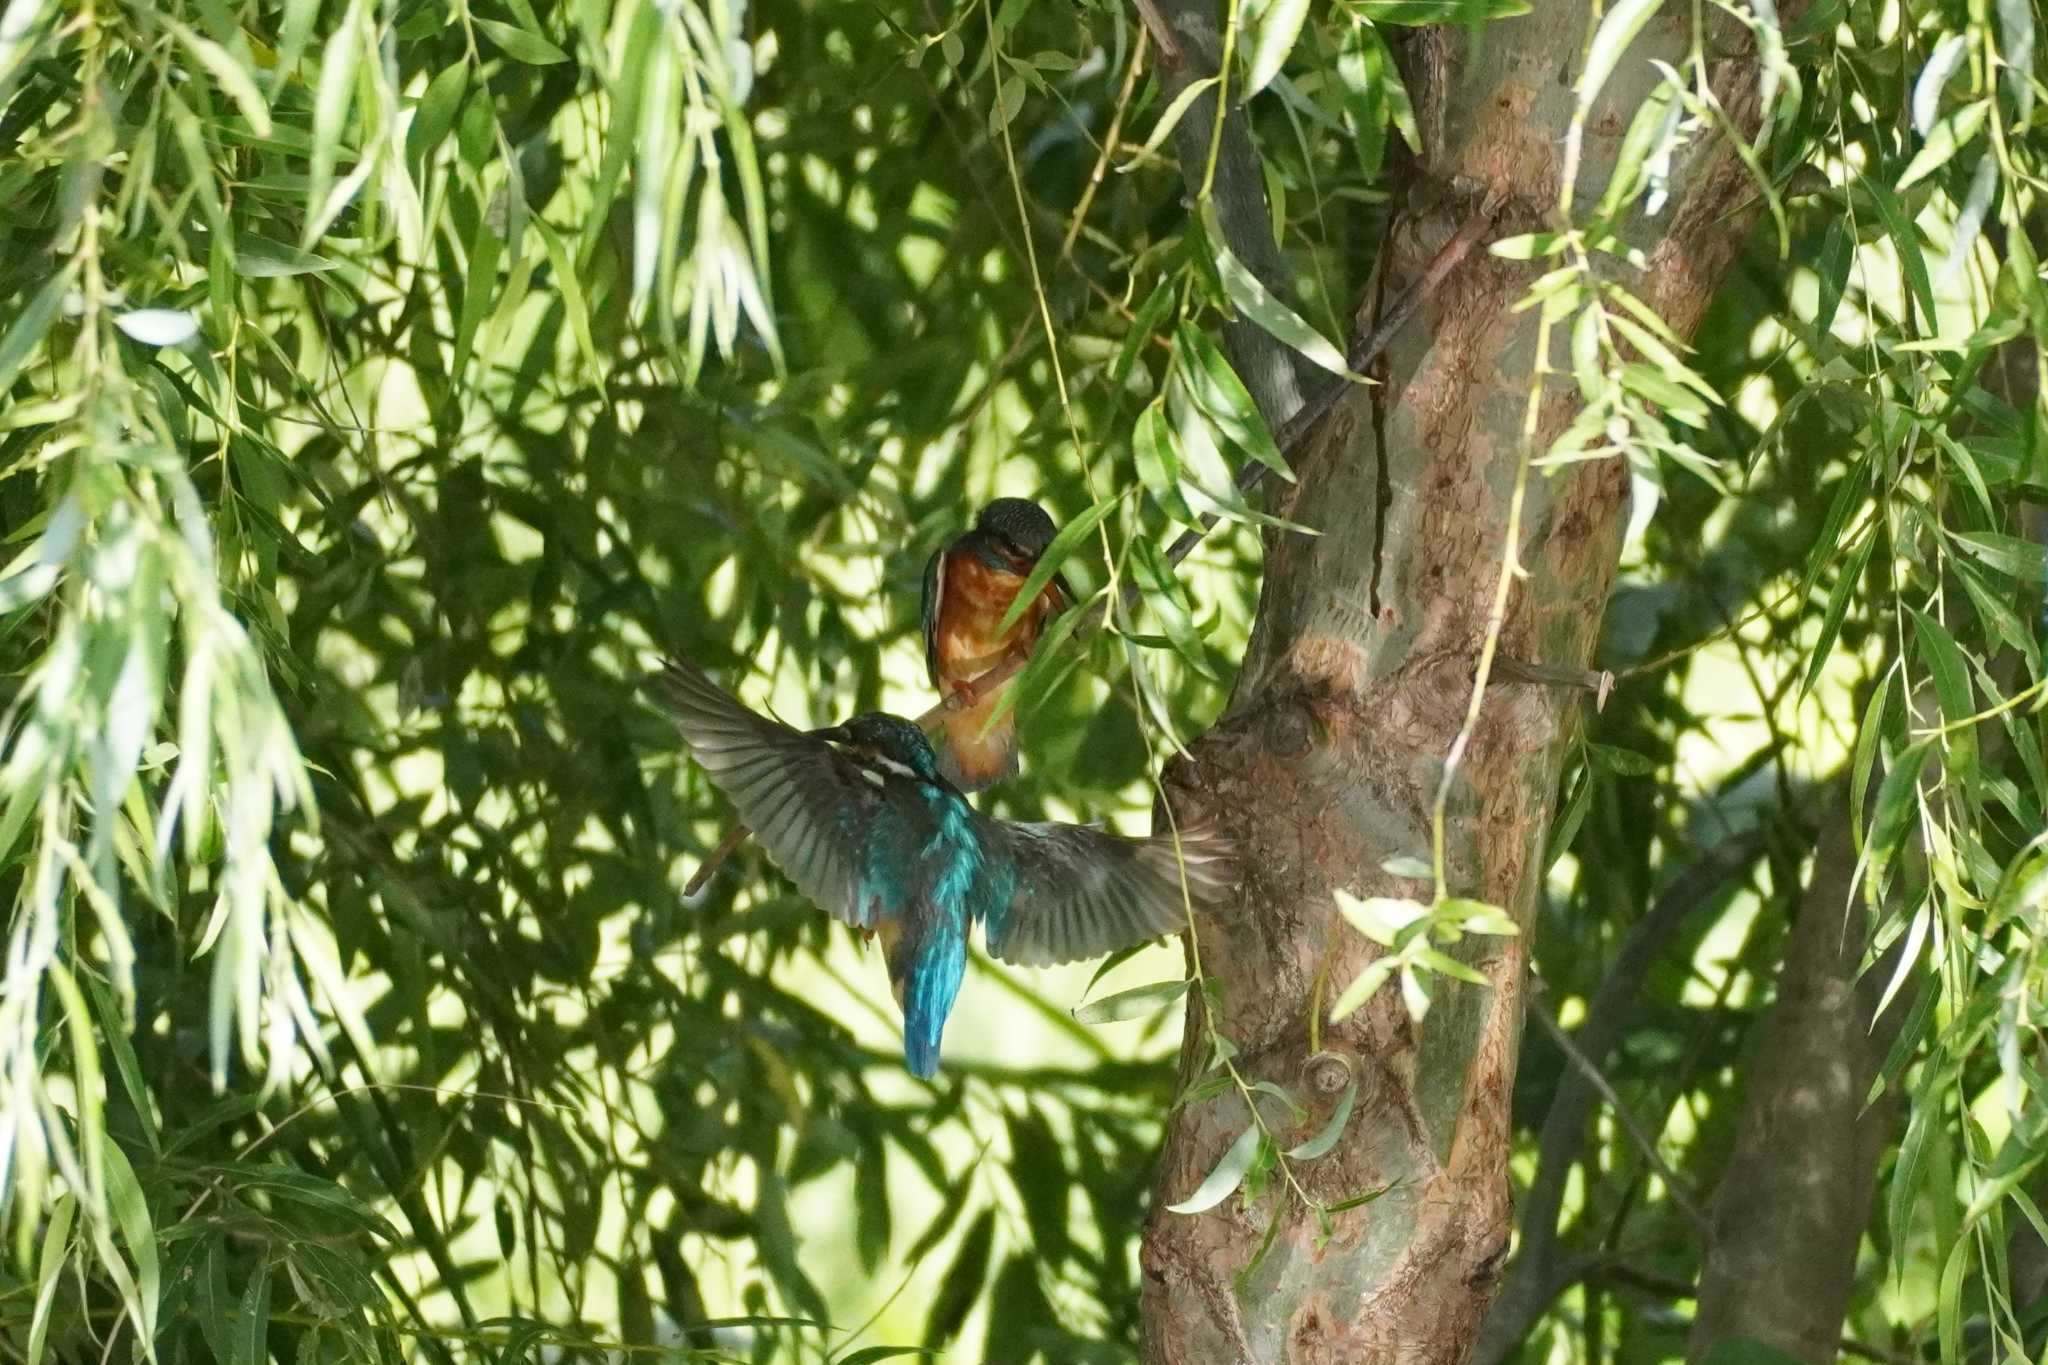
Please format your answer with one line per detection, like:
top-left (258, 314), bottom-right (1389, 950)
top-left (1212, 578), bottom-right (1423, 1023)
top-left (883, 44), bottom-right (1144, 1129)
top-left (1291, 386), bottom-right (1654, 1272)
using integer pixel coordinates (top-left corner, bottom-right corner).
top-left (1139, 10), bottom-right (1786, 1362)
top-left (1686, 801), bottom-right (1912, 1363)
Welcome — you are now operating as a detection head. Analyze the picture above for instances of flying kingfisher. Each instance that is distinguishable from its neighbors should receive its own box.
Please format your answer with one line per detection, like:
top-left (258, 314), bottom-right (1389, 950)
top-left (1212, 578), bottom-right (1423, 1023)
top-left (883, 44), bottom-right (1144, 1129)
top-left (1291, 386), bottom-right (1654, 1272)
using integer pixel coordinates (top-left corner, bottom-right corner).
top-left (921, 498), bottom-right (1075, 791)
top-left (654, 657), bottom-right (1234, 1079)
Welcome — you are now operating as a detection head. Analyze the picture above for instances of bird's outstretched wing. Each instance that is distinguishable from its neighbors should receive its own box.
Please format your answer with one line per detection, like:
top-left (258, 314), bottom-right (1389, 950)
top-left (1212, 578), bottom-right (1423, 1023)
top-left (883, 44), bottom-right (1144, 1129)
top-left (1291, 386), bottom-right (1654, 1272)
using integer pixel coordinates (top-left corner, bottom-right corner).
top-left (920, 546), bottom-right (946, 689)
top-left (652, 658), bottom-right (919, 928)
top-left (979, 818), bottom-right (1235, 967)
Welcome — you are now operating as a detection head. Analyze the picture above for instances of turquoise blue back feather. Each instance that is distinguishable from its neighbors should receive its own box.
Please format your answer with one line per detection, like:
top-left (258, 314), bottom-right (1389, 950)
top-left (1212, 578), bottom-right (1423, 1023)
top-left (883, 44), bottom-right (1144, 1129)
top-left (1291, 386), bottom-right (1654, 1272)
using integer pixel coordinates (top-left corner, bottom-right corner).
top-left (654, 658), bottom-right (1235, 1077)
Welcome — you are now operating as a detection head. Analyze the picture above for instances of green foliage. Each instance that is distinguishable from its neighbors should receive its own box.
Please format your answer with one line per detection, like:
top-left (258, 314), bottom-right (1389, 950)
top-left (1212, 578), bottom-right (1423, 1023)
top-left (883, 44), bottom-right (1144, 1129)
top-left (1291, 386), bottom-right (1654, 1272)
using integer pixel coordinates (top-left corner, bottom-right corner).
top-left (0, 0), bottom-right (2042, 1359)
top-left (1492, 0), bottom-right (2048, 1357)
top-left (0, 0), bottom-right (1353, 1356)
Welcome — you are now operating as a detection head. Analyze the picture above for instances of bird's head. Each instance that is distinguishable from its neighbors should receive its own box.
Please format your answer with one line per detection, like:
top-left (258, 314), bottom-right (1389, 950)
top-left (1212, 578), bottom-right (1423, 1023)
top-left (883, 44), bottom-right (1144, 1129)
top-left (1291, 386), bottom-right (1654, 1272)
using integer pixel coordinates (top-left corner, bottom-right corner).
top-left (963, 498), bottom-right (1073, 610)
top-left (810, 712), bottom-right (943, 783)
top-left (968, 498), bottom-right (1057, 573)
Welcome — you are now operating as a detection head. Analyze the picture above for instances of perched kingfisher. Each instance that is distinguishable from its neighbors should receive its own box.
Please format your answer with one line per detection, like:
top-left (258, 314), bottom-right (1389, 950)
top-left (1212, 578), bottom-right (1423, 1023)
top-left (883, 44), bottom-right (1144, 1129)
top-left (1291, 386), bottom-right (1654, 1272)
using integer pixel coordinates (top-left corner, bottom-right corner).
top-left (921, 498), bottom-right (1074, 791)
top-left (654, 657), bottom-right (1234, 1079)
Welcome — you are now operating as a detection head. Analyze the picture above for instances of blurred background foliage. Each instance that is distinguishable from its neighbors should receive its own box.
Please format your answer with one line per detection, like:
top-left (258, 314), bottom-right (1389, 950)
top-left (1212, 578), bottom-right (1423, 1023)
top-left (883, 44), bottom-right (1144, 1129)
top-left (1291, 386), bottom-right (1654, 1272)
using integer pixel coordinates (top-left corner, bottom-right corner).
top-left (0, 0), bottom-right (2042, 1360)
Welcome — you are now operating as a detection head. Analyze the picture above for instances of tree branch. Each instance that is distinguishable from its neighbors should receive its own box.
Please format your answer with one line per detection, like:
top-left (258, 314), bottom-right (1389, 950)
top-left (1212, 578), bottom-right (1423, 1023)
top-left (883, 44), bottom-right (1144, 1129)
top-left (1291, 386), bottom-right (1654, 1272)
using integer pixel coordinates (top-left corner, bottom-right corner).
top-left (1477, 827), bottom-right (1768, 1365)
top-left (1686, 796), bottom-right (1915, 1364)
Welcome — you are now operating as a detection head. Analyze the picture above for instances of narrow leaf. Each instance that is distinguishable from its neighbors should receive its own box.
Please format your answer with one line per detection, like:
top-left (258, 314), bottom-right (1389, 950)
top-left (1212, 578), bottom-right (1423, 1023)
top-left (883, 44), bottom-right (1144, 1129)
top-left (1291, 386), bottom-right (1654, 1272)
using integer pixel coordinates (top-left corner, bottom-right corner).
top-left (1579, 0), bottom-right (1663, 111)
top-left (1123, 76), bottom-right (1218, 171)
top-left (994, 493), bottom-right (1118, 637)
top-left (1201, 202), bottom-right (1357, 380)
top-left (1951, 530), bottom-right (2048, 582)
top-left (171, 23), bottom-right (274, 136)
top-left (1173, 323), bottom-right (1293, 476)
top-left (1243, 0), bottom-right (1311, 99)
top-left (1897, 100), bottom-right (1988, 192)
top-left (1286, 1078), bottom-right (1356, 1159)
top-left (0, 268), bottom-right (72, 395)
top-left (115, 308), bottom-right (200, 348)
top-left (1912, 33), bottom-right (1968, 135)
top-left (1166, 1123), bottom-right (1264, 1214)
top-left (1328, 956), bottom-right (1397, 1021)
top-left (1073, 977), bottom-right (1189, 1023)
top-left (407, 61), bottom-right (469, 170)
top-left (1134, 401), bottom-right (1199, 524)
top-left (1864, 176), bottom-right (1936, 325)
top-left (474, 16), bottom-right (569, 63)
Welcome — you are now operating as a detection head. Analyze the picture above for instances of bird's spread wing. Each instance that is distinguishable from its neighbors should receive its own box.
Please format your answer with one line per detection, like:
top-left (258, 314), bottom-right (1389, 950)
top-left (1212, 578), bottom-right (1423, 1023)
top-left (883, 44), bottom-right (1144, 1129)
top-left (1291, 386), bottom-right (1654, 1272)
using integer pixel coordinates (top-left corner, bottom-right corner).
top-left (979, 818), bottom-right (1235, 967)
top-left (920, 547), bottom-right (946, 689)
top-left (652, 659), bottom-right (916, 928)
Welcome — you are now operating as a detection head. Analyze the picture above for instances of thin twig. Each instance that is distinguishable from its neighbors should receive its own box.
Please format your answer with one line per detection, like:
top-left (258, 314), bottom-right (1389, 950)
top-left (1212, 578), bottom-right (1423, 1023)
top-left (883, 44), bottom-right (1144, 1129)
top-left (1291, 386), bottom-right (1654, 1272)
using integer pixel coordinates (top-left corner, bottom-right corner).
top-left (681, 200), bottom-right (1503, 893)
top-left (681, 820), bottom-right (755, 897)
top-left (1060, 29), bottom-right (1150, 264)
top-left (1489, 655), bottom-right (1616, 711)
top-left (1132, 0), bottom-right (1184, 67)
top-left (1527, 1001), bottom-right (1709, 1234)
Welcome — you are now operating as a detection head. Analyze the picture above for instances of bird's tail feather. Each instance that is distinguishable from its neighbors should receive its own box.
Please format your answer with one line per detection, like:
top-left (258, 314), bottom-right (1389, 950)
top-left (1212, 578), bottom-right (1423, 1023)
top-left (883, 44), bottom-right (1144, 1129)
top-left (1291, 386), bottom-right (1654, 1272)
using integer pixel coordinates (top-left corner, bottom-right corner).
top-left (895, 925), bottom-right (967, 1080)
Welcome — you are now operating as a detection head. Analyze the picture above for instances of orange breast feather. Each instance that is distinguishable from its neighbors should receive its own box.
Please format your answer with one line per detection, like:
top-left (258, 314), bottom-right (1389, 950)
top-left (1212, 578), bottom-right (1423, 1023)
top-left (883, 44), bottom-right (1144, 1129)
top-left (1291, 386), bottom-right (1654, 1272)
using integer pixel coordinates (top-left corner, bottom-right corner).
top-left (934, 550), bottom-right (1047, 686)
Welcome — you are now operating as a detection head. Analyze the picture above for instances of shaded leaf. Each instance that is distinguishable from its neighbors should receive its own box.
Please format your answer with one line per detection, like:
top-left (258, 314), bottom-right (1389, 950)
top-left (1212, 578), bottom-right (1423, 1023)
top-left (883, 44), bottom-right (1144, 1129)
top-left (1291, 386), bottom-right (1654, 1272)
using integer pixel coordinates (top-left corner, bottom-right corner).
top-left (1166, 1123), bottom-right (1264, 1214)
top-left (1074, 977), bottom-right (1189, 1023)
top-left (1285, 1078), bottom-right (1356, 1160)
top-left (475, 16), bottom-right (569, 64)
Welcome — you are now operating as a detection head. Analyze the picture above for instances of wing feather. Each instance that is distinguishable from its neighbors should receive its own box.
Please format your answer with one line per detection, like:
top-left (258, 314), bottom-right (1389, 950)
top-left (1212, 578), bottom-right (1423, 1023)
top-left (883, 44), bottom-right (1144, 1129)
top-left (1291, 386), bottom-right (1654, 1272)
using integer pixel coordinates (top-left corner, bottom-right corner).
top-left (653, 658), bottom-right (916, 929)
top-left (980, 817), bottom-right (1236, 967)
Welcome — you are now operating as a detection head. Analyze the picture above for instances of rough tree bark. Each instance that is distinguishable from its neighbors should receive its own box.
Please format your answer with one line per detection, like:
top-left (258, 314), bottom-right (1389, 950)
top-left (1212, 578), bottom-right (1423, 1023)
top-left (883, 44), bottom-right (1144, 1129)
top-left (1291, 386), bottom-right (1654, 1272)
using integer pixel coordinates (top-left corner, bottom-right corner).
top-left (1138, 8), bottom-right (1790, 1362)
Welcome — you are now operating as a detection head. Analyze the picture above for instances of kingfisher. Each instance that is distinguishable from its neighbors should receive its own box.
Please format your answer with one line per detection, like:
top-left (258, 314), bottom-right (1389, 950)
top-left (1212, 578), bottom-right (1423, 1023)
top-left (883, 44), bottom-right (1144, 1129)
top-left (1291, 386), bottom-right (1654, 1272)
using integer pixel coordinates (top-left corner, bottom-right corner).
top-left (654, 657), bottom-right (1234, 1079)
top-left (921, 498), bottom-right (1075, 791)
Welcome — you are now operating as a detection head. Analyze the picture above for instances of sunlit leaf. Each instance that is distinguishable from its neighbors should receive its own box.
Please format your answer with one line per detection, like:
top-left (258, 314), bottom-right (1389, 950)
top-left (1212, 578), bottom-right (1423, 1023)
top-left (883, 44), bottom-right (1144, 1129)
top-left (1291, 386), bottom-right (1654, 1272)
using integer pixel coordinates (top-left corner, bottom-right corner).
top-left (115, 308), bottom-right (200, 348)
top-left (475, 15), bottom-right (569, 64)
top-left (1334, 890), bottom-right (1426, 946)
top-left (1328, 957), bottom-right (1398, 1021)
top-left (1951, 530), bottom-right (2048, 582)
top-left (407, 61), bottom-right (469, 171)
top-left (170, 22), bottom-right (274, 137)
top-left (1912, 33), bottom-right (1969, 135)
top-left (1203, 206), bottom-right (1359, 380)
top-left (1173, 323), bottom-right (1294, 477)
top-left (1123, 75), bottom-right (1219, 171)
top-left (1863, 175), bottom-right (1936, 326)
top-left (1243, 0), bottom-right (1310, 101)
top-left (1897, 100), bottom-right (1988, 191)
top-left (1134, 400), bottom-right (1199, 525)
top-left (1579, 0), bottom-right (1663, 112)
top-left (1398, 963), bottom-right (1431, 1022)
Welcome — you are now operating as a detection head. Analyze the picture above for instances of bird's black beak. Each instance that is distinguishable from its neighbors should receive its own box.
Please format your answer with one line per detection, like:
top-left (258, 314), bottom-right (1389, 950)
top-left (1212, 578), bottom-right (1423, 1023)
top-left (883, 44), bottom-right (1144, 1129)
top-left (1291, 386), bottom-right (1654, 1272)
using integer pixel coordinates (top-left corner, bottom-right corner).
top-left (808, 724), bottom-right (852, 744)
top-left (1049, 571), bottom-right (1078, 612)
